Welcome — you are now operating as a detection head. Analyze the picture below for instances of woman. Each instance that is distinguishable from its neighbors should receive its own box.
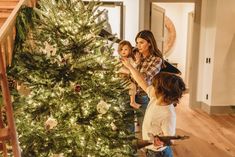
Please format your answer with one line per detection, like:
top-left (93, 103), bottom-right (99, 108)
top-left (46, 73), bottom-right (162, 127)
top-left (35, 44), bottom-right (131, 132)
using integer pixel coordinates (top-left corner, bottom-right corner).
top-left (134, 30), bottom-right (164, 119)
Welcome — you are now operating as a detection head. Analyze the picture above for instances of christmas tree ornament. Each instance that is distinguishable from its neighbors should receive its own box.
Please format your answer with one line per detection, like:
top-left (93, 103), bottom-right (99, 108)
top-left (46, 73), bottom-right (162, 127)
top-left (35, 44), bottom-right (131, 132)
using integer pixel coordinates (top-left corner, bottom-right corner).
top-left (74, 84), bottom-right (81, 93)
top-left (16, 83), bottom-right (30, 96)
top-left (97, 100), bottom-right (111, 114)
top-left (110, 122), bottom-right (117, 131)
top-left (45, 117), bottom-right (58, 130)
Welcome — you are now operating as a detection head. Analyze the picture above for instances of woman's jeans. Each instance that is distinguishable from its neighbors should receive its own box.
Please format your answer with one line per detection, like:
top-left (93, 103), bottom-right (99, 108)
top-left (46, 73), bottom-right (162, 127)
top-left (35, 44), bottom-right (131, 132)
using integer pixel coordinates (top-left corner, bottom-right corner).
top-left (146, 146), bottom-right (173, 157)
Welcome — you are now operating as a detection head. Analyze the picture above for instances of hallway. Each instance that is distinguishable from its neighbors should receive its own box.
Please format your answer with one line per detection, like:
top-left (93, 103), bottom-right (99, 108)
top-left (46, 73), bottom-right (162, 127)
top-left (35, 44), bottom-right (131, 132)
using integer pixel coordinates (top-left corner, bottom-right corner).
top-left (172, 94), bottom-right (235, 157)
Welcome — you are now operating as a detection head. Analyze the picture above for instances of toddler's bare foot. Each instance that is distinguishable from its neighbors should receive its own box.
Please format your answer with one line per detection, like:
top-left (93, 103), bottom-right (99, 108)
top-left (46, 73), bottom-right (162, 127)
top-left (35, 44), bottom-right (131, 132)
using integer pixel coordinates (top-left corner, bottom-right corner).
top-left (130, 102), bottom-right (141, 109)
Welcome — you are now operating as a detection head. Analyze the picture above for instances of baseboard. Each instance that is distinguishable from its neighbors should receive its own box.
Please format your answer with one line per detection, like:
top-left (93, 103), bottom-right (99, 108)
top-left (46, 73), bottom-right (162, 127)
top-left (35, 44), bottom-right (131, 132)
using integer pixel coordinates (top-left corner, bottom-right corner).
top-left (201, 103), bottom-right (235, 114)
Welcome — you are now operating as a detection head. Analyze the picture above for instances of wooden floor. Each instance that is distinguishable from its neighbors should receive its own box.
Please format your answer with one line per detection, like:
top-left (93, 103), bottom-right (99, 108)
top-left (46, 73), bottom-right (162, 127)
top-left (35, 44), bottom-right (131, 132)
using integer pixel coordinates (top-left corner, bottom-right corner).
top-left (138, 94), bottom-right (235, 157)
top-left (173, 94), bottom-right (235, 157)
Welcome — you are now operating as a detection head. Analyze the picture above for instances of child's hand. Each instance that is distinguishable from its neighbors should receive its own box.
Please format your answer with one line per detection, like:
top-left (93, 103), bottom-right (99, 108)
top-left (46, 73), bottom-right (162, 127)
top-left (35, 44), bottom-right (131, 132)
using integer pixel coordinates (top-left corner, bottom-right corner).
top-left (153, 137), bottom-right (164, 147)
top-left (148, 133), bottom-right (164, 147)
top-left (121, 57), bottom-right (132, 69)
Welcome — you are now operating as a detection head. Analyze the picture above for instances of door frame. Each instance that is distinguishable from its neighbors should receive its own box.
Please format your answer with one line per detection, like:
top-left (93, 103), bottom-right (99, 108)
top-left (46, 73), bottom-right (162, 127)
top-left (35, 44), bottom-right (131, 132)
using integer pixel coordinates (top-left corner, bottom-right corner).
top-left (150, 4), bottom-right (165, 53)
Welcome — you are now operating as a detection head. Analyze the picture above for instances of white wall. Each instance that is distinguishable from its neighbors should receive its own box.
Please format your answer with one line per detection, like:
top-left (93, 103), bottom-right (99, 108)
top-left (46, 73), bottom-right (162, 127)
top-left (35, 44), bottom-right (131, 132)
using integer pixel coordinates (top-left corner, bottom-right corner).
top-left (198, 0), bottom-right (235, 107)
top-left (197, 0), bottom-right (217, 104)
top-left (156, 3), bottom-right (194, 80)
top-left (212, 0), bottom-right (235, 106)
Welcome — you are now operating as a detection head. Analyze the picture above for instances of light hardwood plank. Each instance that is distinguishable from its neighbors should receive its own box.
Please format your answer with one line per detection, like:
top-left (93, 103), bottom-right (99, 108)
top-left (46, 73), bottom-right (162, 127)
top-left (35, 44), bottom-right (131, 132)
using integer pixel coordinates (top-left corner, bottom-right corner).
top-left (173, 94), bottom-right (235, 157)
top-left (138, 94), bottom-right (235, 157)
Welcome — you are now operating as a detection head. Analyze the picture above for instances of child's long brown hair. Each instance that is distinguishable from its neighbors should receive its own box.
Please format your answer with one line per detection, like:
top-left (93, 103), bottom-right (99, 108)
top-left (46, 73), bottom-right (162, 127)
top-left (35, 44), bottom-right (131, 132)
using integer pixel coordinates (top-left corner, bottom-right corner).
top-left (152, 72), bottom-right (186, 105)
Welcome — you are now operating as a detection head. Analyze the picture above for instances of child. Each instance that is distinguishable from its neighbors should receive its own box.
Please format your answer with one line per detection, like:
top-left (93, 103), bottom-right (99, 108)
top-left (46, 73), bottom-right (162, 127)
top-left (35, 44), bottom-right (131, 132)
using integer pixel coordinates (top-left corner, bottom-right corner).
top-left (121, 57), bottom-right (186, 157)
top-left (118, 40), bottom-right (141, 109)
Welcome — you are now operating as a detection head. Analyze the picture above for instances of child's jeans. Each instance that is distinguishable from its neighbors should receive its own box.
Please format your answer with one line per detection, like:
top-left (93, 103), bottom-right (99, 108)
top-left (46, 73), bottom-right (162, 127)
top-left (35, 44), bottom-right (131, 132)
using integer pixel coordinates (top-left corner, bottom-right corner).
top-left (146, 146), bottom-right (173, 157)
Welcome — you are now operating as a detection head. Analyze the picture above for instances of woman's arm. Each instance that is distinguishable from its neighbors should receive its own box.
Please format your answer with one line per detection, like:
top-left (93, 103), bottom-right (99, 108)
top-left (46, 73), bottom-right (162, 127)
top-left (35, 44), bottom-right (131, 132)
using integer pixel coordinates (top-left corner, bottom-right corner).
top-left (121, 58), bottom-right (148, 92)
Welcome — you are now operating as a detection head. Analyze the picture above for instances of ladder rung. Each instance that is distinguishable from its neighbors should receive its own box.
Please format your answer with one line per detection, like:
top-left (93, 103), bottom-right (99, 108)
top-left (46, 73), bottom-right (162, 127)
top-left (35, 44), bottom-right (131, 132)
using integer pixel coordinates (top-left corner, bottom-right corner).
top-left (0, 127), bottom-right (10, 141)
top-left (0, 142), bottom-right (5, 151)
top-left (0, 143), bottom-right (3, 150)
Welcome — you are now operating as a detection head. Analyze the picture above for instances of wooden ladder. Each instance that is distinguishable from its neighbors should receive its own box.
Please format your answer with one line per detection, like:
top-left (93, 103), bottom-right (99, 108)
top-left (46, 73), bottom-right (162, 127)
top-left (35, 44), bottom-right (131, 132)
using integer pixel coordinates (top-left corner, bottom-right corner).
top-left (0, 48), bottom-right (21, 156)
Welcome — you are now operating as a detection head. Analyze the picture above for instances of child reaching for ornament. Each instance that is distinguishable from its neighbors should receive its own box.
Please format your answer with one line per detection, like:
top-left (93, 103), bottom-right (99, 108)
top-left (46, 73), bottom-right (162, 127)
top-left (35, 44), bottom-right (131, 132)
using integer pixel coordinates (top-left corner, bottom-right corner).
top-left (118, 40), bottom-right (141, 109)
top-left (121, 57), bottom-right (186, 157)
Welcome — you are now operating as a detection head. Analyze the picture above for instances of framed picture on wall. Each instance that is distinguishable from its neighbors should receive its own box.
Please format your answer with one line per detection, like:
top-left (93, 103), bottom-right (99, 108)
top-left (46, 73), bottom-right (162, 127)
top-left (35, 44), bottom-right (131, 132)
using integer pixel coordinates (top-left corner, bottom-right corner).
top-left (97, 2), bottom-right (124, 40)
top-left (84, 1), bottom-right (124, 40)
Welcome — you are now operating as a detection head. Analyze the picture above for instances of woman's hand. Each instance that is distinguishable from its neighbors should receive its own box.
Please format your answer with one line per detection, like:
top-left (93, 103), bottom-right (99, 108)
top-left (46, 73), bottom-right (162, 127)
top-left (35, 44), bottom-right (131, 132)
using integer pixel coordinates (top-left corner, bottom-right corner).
top-left (121, 57), bottom-right (148, 92)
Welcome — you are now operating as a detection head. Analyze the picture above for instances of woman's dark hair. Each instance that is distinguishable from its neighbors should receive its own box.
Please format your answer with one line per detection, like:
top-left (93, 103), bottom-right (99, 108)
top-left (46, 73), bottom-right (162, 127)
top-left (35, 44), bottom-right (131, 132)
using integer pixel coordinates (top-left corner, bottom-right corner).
top-left (135, 30), bottom-right (163, 58)
top-left (135, 30), bottom-right (165, 68)
top-left (152, 72), bottom-right (186, 105)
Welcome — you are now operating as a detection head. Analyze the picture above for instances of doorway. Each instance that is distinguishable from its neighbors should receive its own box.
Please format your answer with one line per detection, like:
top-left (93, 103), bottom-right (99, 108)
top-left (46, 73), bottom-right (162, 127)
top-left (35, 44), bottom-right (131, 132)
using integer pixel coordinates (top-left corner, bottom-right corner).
top-left (150, 3), bottom-right (195, 84)
top-left (140, 0), bottom-right (202, 108)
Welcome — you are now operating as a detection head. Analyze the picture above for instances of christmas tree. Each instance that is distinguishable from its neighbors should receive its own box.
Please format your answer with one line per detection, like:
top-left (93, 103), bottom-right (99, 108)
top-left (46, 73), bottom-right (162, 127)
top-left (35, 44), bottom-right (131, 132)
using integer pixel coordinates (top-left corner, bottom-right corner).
top-left (7, 0), bottom-right (135, 156)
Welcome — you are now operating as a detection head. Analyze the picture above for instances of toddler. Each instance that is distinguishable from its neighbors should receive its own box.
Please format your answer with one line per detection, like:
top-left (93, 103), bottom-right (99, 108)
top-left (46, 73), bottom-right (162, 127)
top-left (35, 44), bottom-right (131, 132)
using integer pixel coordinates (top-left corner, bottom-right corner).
top-left (118, 40), bottom-right (141, 109)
